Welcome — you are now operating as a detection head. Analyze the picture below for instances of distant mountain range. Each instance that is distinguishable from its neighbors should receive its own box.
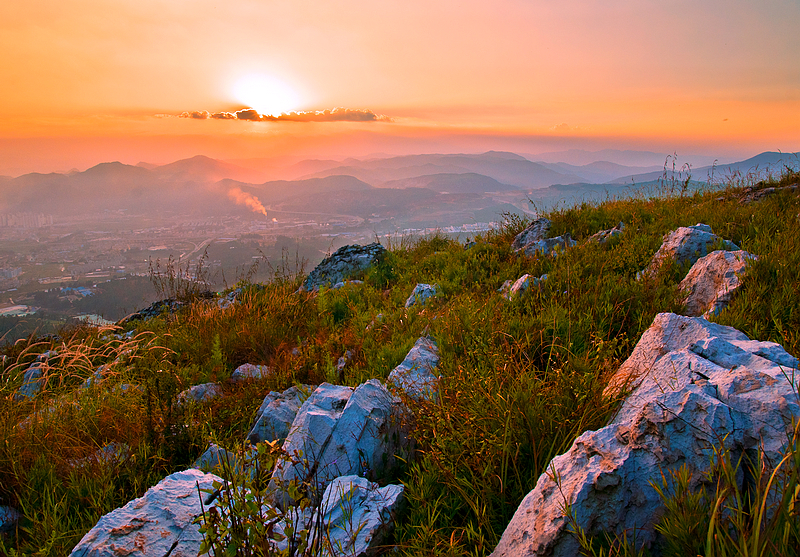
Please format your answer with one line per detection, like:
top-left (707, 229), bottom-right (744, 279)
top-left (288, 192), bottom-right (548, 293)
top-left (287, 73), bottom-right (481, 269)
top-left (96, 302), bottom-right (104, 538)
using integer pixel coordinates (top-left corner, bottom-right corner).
top-left (1, 150), bottom-right (796, 222)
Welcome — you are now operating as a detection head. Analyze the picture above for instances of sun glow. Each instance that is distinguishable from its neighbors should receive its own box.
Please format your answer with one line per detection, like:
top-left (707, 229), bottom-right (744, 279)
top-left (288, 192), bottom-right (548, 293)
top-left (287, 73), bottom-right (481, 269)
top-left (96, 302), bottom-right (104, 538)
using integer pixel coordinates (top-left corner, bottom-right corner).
top-left (232, 74), bottom-right (301, 116)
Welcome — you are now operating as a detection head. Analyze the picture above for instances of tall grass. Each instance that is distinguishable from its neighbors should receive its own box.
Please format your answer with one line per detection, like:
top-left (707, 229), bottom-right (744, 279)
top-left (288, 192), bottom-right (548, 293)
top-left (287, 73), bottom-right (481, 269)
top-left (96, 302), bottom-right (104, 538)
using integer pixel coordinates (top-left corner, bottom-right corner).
top-left (0, 170), bottom-right (798, 555)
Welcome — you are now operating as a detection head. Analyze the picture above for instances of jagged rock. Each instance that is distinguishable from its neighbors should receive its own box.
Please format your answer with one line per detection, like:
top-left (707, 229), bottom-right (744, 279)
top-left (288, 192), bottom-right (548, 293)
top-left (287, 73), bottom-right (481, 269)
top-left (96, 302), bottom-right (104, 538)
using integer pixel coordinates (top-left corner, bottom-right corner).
top-left (499, 273), bottom-right (547, 301)
top-left (271, 380), bottom-right (407, 508)
top-left (231, 363), bottom-right (272, 382)
top-left (492, 313), bottom-right (800, 557)
top-left (69, 469), bottom-right (221, 557)
top-left (0, 506), bottom-right (20, 534)
top-left (387, 337), bottom-right (440, 402)
top-left (639, 223), bottom-right (739, 279)
top-left (314, 475), bottom-right (405, 557)
top-left (739, 183), bottom-right (799, 204)
top-left (511, 218), bottom-right (552, 251)
top-left (680, 250), bottom-right (757, 318)
top-left (247, 385), bottom-right (315, 445)
top-left (300, 243), bottom-right (386, 292)
top-left (177, 382), bottom-right (224, 405)
top-left (404, 283), bottom-right (441, 308)
top-left (15, 363), bottom-right (44, 401)
top-left (588, 221), bottom-right (625, 243)
top-left (519, 234), bottom-right (576, 257)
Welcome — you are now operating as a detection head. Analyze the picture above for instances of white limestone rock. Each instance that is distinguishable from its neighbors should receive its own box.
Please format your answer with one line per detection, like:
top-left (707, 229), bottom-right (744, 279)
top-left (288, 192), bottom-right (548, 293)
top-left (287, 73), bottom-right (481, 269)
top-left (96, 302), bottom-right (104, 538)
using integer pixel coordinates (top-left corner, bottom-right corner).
top-left (69, 469), bottom-right (221, 557)
top-left (640, 223), bottom-right (739, 279)
top-left (492, 313), bottom-right (800, 557)
top-left (271, 380), bottom-right (407, 508)
top-left (177, 382), bottom-right (224, 405)
top-left (500, 273), bottom-right (548, 301)
top-left (679, 250), bottom-right (757, 318)
top-left (511, 218), bottom-right (552, 252)
top-left (588, 221), bottom-right (625, 243)
top-left (231, 363), bottom-right (272, 382)
top-left (315, 475), bottom-right (405, 557)
top-left (404, 283), bottom-right (441, 308)
top-left (519, 234), bottom-right (576, 257)
top-left (387, 337), bottom-right (440, 402)
top-left (300, 243), bottom-right (386, 292)
top-left (247, 384), bottom-right (314, 445)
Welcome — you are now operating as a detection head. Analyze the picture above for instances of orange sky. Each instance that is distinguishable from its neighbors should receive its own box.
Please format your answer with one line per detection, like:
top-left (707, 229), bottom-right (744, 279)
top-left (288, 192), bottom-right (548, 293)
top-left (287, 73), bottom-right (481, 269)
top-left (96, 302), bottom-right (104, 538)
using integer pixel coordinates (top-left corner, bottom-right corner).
top-left (1, 0), bottom-right (798, 175)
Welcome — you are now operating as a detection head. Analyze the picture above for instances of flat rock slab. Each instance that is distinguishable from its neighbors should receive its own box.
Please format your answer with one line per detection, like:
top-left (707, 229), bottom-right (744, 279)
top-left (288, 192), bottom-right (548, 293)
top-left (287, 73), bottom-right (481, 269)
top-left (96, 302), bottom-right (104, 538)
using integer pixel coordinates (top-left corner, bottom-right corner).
top-left (387, 337), bottom-right (440, 402)
top-left (492, 313), bottom-right (799, 557)
top-left (680, 250), bottom-right (757, 317)
top-left (301, 243), bottom-right (386, 292)
top-left (640, 223), bottom-right (739, 279)
top-left (70, 469), bottom-right (221, 557)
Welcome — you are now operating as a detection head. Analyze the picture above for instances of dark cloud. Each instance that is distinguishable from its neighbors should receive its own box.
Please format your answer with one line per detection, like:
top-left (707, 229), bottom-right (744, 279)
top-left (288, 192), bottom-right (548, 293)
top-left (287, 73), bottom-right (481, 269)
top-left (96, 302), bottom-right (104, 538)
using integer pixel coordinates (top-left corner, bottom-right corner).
top-left (179, 107), bottom-right (391, 123)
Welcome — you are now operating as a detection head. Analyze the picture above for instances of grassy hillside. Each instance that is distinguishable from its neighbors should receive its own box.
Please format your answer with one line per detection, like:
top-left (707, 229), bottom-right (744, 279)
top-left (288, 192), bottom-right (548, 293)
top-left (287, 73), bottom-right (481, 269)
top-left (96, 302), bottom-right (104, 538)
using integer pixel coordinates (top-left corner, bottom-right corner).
top-left (0, 169), bottom-right (798, 556)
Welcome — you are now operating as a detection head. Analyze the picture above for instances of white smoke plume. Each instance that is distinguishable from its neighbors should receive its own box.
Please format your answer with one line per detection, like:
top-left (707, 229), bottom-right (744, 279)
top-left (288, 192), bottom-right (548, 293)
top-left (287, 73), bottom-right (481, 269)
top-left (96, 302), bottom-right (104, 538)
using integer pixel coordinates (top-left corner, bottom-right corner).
top-left (227, 186), bottom-right (267, 216)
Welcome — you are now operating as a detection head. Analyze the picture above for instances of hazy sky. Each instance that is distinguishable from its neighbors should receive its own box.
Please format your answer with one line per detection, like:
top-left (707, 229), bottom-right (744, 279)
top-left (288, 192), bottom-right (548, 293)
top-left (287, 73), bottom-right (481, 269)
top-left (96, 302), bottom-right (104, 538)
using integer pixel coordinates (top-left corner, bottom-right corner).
top-left (1, 0), bottom-right (798, 174)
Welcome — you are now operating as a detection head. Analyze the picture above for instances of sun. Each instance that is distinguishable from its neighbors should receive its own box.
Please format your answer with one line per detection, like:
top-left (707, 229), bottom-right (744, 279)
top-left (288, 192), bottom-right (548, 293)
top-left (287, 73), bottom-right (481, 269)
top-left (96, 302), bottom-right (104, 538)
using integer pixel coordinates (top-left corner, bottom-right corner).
top-left (232, 74), bottom-right (301, 116)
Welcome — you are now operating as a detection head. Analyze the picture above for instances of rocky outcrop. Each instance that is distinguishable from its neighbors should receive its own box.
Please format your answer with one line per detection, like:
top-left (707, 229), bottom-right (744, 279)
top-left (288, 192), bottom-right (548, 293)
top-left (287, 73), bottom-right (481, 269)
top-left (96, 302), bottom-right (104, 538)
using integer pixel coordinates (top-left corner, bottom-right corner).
top-left (680, 250), bottom-right (757, 318)
top-left (387, 337), bottom-right (440, 402)
top-left (271, 380), bottom-right (408, 508)
top-left (499, 274), bottom-right (548, 301)
top-left (511, 218), bottom-right (551, 252)
top-left (314, 475), bottom-right (405, 557)
top-left (404, 283), bottom-right (441, 308)
top-left (492, 313), bottom-right (799, 557)
top-left (14, 363), bottom-right (44, 400)
top-left (177, 382), bottom-right (223, 405)
top-left (247, 384), bottom-right (314, 445)
top-left (300, 243), bottom-right (386, 292)
top-left (739, 183), bottom-right (799, 204)
top-left (69, 469), bottom-right (221, 557)
top-left (117, 293), bottom-right (214, 325)
top-left (231, 363), bottom-right (272, 382)
top-left (640, 223), bottom-right (739, 279)
top-left (519, 234), bottom-right (576, 257)
top-left (588, 221), bottom-right (625, 243)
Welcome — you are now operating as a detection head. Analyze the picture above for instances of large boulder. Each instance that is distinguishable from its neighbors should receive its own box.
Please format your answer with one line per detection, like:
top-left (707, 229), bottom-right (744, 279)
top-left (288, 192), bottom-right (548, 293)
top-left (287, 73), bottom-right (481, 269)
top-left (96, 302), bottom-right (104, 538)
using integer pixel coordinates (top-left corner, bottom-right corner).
top-left (314, 475), bottom-right (405, 557)
top-left (247, 384), bottom-right (315, 445)
top-left (387, 337), bottom-right (440, 402)
top-left (511, 218), bottom-right (552, 252)
top-left (680, 250), bottom-right (757, 318)
top-left (271, 380), bottom-right (407, 508)
top-left (300, 243), bottom-right (386, 292)
top-left (640, 223), bottom-right (739, 279)
top-left (491, 313), bottom-right (799, 557)
top-left (69, 469), bottom-right (222, 557)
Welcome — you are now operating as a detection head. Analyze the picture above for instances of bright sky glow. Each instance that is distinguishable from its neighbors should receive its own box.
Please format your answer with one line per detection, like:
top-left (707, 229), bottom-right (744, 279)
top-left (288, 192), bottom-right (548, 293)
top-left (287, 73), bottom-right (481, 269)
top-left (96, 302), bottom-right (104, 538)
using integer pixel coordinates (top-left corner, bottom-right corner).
top-left (232, 75), bottom-right (301, 116)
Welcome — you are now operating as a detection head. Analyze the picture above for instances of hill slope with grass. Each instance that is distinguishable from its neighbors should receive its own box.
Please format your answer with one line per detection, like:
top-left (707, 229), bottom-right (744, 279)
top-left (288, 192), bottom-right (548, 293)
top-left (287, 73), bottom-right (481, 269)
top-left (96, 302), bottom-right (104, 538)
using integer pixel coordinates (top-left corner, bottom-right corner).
top-left (1, 169), bottom-right (799, 556)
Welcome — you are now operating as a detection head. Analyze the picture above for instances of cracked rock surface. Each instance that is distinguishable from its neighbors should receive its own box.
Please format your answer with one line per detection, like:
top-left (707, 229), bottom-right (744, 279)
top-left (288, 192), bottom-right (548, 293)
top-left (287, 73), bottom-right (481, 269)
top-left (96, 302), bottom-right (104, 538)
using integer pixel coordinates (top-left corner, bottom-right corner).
top-left (492, 312), bottom-right (799, 557)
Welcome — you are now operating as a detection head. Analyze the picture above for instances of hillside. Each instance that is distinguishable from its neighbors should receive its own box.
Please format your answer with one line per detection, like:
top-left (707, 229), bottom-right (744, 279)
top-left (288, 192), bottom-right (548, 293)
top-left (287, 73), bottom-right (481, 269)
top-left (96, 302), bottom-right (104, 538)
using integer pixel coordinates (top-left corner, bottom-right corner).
top-left (0, 170), bottom-right (799, 555)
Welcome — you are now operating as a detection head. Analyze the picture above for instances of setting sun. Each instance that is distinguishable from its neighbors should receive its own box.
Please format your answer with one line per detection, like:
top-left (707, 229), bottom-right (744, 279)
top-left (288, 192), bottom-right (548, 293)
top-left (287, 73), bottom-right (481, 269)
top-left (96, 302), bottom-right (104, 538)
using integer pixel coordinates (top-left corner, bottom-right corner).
top-left (232, 74), bottom-right (301, 117)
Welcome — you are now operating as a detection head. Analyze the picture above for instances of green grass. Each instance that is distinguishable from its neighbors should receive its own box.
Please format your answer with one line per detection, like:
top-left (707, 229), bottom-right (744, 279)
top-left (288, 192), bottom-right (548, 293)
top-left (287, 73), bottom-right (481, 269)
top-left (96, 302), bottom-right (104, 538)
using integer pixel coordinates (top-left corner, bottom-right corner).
top-left (0, 170), bottom-right (798, 555)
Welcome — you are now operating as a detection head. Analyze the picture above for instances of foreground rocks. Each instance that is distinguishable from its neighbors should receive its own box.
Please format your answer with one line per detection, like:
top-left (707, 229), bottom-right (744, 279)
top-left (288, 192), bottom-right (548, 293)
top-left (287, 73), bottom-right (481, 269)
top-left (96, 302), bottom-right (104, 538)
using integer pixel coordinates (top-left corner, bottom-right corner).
top-left (70, 469), bottom-right (222, 557)
top-left (300, 242), bottom-right (386, 292)
top-left (387, 337), bottom-right (441, 402)
top-left (680, 250), bottom-right (757, 317)
top-left (511, 218), bottom-right (551, 252)
top-left (247, 384), bottom-right (314, 445)
top-left (640, 223), bottom-right (739, 279)
top-left (492, 313), bottom-right (799, 556)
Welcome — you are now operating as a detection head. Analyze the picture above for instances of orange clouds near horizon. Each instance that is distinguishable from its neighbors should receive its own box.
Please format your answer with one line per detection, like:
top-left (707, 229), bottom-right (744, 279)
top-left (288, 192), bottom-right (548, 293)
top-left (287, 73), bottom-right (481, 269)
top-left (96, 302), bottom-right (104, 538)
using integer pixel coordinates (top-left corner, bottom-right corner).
top-left (0, 0), bottom-right (798, 176)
